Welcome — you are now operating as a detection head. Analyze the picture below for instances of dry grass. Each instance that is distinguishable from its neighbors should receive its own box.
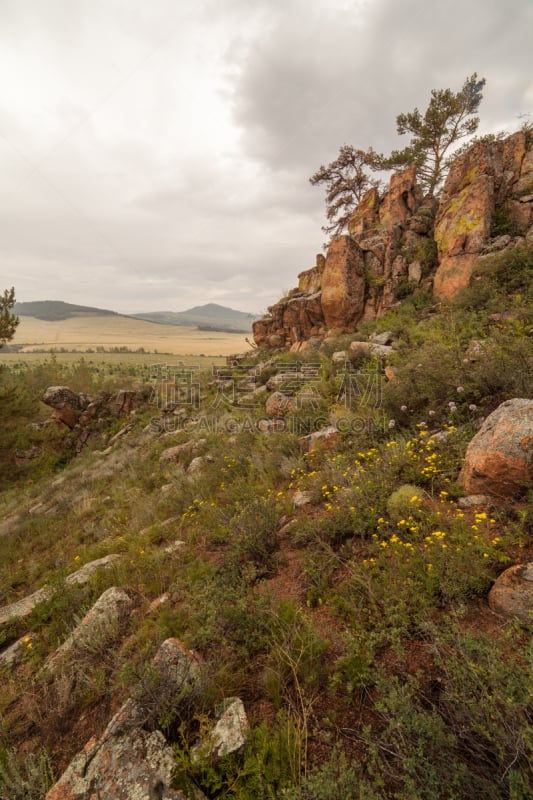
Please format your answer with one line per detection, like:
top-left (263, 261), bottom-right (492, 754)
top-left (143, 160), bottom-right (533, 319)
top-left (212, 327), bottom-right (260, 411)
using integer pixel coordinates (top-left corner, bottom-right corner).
top-left (9, 315), bottom-right (249, 357)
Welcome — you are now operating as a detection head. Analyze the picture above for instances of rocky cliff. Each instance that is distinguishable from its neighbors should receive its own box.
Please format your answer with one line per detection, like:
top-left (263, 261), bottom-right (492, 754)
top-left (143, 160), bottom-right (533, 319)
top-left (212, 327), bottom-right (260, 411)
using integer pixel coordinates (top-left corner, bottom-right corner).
top-left (253, 131), bottom-right (533, 350)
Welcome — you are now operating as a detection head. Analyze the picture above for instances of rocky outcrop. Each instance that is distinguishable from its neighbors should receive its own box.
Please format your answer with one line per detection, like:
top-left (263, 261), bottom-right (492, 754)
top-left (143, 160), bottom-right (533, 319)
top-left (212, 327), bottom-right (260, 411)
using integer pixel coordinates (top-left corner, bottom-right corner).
top-left (42, 385), bottom-right (148, 453)
top-left (45, 704), bottom-right (192, 800)
top-left (488, 562), bottom-right (533, 622)
top-left (44, 587), bottom-right (136, 674)
top-left (46, 638), bottom-right (206, 800)
top-left (254, 131), bottom-right (532, 349)
top-left (252, 292), bottom-right (324, 349)
top-left (0, 555), bottom-right (121, 627)
top-left (434, 131), bottom-right (533, 298)
top-left (42, 386), bottom-right (144, 429)
top-left (460, 399), bottom-right (533, 498)
top-left (254, 162), bottom-right (429, 344)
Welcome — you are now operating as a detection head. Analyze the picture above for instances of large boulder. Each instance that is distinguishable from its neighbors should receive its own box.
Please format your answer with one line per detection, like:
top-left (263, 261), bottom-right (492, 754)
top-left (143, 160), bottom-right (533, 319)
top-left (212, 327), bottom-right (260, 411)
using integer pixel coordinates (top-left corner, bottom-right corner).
top-left (460, 399), bottom-right (533, 498)
top-left (299, 426), bottom-right (338, 453)
top-left (488, 563), bottom-right (533, 622)
top-left (65, 555), bottom-right (122, 587)
top-left (42, 386), bottom-right (85, 411)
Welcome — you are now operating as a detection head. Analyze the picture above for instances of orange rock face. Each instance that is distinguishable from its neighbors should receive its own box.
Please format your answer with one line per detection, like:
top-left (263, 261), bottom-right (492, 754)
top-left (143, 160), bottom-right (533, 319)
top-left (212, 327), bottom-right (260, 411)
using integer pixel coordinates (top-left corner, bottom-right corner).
top-left (460, 399), bottom-right (533, 498)
top-left (434, 131), bottom-right (532, 299)
top-left (378, 163), bottom-right (421, 230)
top-left (252, 292), bottom-right (324, 349)
top-left (253, 131), bottom-right (531, 349)
top-left (321, 236), bottom-right (366, 330)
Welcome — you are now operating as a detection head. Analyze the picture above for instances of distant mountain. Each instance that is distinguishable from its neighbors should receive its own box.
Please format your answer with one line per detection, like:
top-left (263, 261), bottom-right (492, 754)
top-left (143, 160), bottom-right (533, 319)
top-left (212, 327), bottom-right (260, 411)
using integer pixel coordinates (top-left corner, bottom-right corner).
top-left (14, 300), bottom-right (119, 321)
top-left (12, 300), bottom-right (256, 333)
top-left (132, 303), bottom-right (256, 333)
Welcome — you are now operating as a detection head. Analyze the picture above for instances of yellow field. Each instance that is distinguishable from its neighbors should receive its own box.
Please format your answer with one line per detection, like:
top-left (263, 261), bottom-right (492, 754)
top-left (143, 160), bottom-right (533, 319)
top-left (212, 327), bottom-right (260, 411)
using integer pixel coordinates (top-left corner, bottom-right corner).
top-left (8, 315), bottom-right (250, 357)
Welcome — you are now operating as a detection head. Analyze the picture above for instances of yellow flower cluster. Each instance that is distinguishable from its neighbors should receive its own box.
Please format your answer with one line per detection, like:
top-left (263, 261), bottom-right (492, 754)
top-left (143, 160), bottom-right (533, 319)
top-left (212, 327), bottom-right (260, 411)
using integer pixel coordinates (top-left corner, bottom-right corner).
top-left (181, 497), bottom-right (208, 520)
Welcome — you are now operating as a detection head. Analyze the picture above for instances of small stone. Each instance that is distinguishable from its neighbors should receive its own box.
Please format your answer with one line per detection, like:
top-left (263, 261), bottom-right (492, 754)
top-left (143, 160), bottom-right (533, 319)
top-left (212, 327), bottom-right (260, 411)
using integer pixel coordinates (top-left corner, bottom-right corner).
top-left (332, 350), bottom-right (349, 364)
top-left (192, 698), bottom-right (249, 763)
top-left (299, 426), bottom-right (338, 453)
top-left (369, 330), bottom-right (394, 346)
top-left (292, 491), bottom-right (314, 508)
top-left (164, 540), bottom-right (186, 555)
top-left (257, 419), bottom-right (287, 433)
top-left (265, 392), bottom-right (295, 419)
top-left (147, 593), bottom-right (171, 614)
top-left (458, 495), bottom-right (490, 508)
top-left (349, 341), bottom-right (393, 357)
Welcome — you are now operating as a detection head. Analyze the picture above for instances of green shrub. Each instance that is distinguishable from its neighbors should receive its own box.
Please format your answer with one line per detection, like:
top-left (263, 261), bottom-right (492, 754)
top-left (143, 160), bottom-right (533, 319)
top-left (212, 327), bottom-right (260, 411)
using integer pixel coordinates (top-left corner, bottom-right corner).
top-left (172, 711), bottom-right (302, 799)
top-left (360, 623), bottom-right (533, 799)
top-left (490, 202), bottom-right (519, 237)
top-left (0, 745), bottom-right (55, 800)
top-left (281, 748), bottom-right (366, 800)
top-left (456, 243), bottom-right (533, 309)
top-left (386, 484), bottom-right (425, 518)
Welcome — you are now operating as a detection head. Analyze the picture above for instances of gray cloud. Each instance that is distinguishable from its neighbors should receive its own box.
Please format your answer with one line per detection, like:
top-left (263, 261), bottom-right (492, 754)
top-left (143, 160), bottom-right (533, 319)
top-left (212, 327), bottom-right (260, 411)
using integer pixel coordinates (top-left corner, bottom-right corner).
top-left (0, 0), bottom-right (531, 315)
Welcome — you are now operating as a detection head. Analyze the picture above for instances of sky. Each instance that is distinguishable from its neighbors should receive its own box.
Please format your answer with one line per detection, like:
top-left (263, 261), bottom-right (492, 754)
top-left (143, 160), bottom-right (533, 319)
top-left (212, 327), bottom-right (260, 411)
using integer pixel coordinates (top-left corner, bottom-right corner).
top-left (0, 0), bottom-right (531, 315)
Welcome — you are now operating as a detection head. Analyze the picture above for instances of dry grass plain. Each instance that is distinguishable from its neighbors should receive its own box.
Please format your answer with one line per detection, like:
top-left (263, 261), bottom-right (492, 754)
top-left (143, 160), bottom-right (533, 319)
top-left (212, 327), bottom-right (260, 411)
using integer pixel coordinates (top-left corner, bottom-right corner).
top-left (7, 315), bottom-right (250, 357)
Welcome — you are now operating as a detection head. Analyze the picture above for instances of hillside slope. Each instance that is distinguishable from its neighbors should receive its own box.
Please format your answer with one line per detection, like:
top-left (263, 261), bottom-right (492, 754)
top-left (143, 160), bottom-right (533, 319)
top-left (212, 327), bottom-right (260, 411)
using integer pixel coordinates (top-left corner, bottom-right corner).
top-left (0, 136), bottom-right (532, 800)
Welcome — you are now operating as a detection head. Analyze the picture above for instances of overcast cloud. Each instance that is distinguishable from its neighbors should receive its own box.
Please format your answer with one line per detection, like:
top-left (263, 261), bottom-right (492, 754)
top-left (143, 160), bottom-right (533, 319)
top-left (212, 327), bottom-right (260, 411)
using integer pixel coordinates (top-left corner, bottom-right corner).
top-left (0, 0), bottom-right (531, 314)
